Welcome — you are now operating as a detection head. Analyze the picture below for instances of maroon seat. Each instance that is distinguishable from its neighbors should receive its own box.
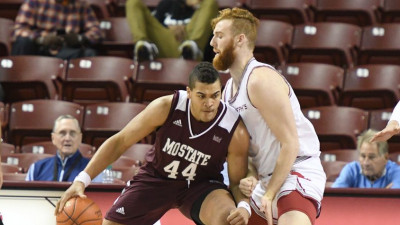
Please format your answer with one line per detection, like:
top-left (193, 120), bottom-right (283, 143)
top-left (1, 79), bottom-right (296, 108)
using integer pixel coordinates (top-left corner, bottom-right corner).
top-left (2, 153), bottom-right (54, 173)
top-left (83, 102), bottom-right (147, 148)
top-left (0, 0), bottom-right (24, 20)
top-left (254, 20), bottom-right (293, 67)
top-left (381, 0), bottom-right (400, 23)
top-left (131, 58), bottom-right (198, 103)
top-left (99, 17), bottom-right (134, 58)
top-left (122, 143), bottom-right (153, 166)
top-left (358, 23), bottom-right (400, 65)
top-left (303, 106), bottom-right (369, 151)
top-left (0, 18), bottom-right (14, 57)
top-left (321, 160), bottom-right (348, 182)
top-left (368, 108), bottom-right (400, 153)
top-left (62, 56), bottom-right (135, 105)
top-left (20, 141), bottom-right (96, 158)
top-left (8, 100), bottom-right (84, 147)
top-left (0, 56), bottom-right (65, 104)
top-left (279, 63), bottom-right (344, 108)
top-left (243, 0), bottom-right (314, 25)
top-left (320, 149), bottom-right (359, 162)
top-left (313, 0), bottom-right (382, 26)
top-left (288, 22), bottom-right (361, 69)
top-left (340, 64), bottom-right (400, 110)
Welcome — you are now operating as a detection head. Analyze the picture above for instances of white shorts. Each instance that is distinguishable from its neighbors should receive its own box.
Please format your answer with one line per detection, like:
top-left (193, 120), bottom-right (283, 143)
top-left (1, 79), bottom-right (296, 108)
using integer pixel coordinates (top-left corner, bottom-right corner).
top-left (250, 156), bottom-right (326, 224)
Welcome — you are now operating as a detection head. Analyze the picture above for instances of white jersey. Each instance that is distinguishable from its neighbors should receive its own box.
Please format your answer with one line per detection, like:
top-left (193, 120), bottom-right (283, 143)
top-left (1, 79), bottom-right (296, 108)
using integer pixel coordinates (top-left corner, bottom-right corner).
top-left (223, 58), bottom-right (326, 221)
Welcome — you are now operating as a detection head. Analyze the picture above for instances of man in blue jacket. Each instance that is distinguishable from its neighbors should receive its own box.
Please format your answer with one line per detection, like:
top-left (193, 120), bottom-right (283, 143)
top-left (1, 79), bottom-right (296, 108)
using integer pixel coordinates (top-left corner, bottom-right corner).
top-left (25, 115), bottom-right (101, 182)
top-left (332, 129), bottom-right (400, 188)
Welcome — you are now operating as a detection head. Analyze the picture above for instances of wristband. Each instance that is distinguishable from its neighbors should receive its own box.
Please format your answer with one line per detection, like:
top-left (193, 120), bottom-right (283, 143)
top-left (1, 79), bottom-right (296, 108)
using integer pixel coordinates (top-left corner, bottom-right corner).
top-left (74, 171), bottom-right (91, 188)
top-left (237, 201), bottom-right (252, 216)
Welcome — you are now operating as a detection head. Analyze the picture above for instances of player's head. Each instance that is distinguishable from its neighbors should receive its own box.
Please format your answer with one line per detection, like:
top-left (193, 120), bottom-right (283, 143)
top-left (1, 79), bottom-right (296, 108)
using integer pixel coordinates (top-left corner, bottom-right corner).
top-left (187, 62), bottom-right (222, 122)
top-left (357, 129), bottom-right (389, 181)
top-left (210, 8), bottom-right (259, 70)
top-left (52, 115), bottom-right (82, 159)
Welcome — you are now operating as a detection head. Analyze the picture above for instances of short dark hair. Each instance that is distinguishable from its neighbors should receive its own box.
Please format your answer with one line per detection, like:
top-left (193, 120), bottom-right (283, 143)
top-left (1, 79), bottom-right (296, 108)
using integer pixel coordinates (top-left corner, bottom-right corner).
top-left (188, 62), bottom-right (221, 89)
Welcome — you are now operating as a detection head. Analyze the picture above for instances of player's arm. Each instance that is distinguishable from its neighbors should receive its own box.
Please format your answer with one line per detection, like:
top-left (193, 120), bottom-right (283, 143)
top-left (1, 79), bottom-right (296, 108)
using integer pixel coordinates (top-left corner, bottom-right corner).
top-left (226, 120), bottom-right (251, 224)
top-left (371, 101), bottom-right (400, 142)
top-left (248, 67), bottom-right (299, 223)
top-left (55, 95), bottom-right (173, 214)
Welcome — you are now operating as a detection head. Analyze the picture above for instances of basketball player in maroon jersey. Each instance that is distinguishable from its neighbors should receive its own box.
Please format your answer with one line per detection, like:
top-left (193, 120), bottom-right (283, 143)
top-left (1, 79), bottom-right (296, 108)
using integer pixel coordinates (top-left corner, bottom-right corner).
top-left (56, 62), bottom-right (252, 225)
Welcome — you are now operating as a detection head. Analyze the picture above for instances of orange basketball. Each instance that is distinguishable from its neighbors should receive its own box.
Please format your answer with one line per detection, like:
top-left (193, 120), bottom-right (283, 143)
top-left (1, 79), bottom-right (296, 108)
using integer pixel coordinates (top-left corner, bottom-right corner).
top-left (56, 197), bottom-right (103, 225)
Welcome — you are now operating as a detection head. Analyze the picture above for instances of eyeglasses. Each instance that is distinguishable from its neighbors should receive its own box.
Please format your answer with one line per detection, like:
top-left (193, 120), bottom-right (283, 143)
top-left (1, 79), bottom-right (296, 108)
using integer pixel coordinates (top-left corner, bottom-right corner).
top-left (53, 130), bottom-right (81, 138)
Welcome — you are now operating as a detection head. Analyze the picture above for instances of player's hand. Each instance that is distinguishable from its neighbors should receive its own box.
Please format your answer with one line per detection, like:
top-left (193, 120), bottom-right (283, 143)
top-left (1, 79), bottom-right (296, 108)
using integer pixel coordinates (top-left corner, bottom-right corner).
top-left (227, 207), bottom-right (249, 225)
top-left (371, 121), bottom-right (400, 142)
top-left (55, 181), bottom-right (87, 215)
top-left (239, 176), bottom-right (257, 197)
top-left (261, 195), bottom-right (273, 225)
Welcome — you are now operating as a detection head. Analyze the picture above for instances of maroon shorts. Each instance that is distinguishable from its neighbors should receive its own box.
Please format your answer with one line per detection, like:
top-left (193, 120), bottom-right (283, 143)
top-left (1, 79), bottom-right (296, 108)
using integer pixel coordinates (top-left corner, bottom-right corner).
top-left (248, 190), bottom-right (318, 225)
top-left (105, 167), bottom-right (227, 224)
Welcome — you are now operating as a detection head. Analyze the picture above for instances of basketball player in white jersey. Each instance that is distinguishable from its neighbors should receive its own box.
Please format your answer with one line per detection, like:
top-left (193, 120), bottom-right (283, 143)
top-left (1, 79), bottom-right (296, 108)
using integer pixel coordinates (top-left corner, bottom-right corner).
top-left (371, 101), bottom-right (400, 142)
top-left (210, 8), bottom-right (326, 225)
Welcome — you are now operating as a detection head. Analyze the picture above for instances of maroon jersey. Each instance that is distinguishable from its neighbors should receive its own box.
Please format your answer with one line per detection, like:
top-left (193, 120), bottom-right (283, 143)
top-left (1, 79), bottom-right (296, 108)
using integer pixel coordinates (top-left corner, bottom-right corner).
top-left (145, 90), bottom-right (241, 183)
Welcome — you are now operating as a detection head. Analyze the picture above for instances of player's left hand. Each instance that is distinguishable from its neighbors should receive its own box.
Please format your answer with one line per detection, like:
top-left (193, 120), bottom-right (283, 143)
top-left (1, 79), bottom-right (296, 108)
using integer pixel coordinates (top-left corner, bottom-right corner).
top-left (261, 195), bottom-right (273, 225)
top-left (227, 207), bottom-right (250, 225)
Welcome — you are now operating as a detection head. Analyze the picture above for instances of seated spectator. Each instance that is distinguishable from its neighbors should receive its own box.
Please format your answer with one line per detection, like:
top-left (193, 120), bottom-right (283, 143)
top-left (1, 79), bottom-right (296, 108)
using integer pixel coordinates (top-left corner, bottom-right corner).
top-left (372, 101), bottom-right (400, 142)
top-left (11, 0), bottom-right (103, 60)
top-left (25, 115), bottom-right (101, 182)
top-left (126, 0), bottom-right (218, 61)
top-left (332, 129), bottom-right (400, 188)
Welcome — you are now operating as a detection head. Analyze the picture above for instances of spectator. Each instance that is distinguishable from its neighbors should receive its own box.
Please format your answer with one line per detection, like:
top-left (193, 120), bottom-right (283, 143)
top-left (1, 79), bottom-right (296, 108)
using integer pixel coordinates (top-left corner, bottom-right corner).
top-left (11, 0), bottom-right (103, 60)
top-left (126, 0), bottom-right (218, 61)
top-left (25, 115), bottom-right (101, 182)
top-left (332, 129), bottom-right (400, 188)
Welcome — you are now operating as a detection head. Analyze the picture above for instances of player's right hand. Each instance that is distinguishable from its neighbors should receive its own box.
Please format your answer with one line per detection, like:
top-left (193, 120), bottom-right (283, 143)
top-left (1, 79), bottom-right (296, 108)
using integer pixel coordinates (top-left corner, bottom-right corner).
top-left (239, 176), bottom-right (258, 197)
top-left (227, 207), bottom-right (249, 225)
top-left (54, 181), bottom-right (87, 215)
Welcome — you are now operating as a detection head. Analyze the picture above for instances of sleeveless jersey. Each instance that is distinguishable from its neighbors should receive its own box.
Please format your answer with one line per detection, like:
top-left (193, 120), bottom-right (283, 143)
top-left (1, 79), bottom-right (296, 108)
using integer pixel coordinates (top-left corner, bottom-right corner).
top-left (145, 90), bottom-right (241, 183)
top-left (223, 58), bottom-right (321, 181)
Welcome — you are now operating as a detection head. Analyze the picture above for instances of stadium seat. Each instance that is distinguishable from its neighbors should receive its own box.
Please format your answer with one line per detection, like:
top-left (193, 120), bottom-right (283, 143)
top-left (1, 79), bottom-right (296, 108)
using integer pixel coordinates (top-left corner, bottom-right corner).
top-left (0, 102), bottom-right (9, 140)
top-left (111, 155), bottom-right (138, 168)
top-left (216, 0), bottom-right (242, 9)
top-left (302, 106), bottom-right (369, 151)
top-left (320, 149), bottom-right (359, 162)
top-left (2, 173), bottom-right (27, 181)
top-left (381, 0), bottom-right (400, 23)
top-left (99, 17), bottom-right (134, 58)
top-left (112, 0), bottom-right (160, 17)
top-left (368, 108), bottom-right (400, 153)
top-left (1, 163), bottom-right (20, 174)
top-left (2, 153), bottom-right (54, 173)
top-left (0, 18), bottom-right (14, 57)
top-left (62, 56), bottom-right (135, 105)
top-left (0, 56), bottom-right (66, 104)
top-left (111, 165), bottom-right (140, 183)
top-left (279, 63), bottom-right (344, 108)
top-left (321, 160), bottom-right (348, 183)
top-left (288, 22), bottom-right (361, 69)
top-left (20, 141), bottom-right (96, 158)
top-left (122, 143), bottom-right (153, 166)
top-left (131, 58), bottom-right (198, 103)
top-left (0, 0), bottom-right (24, 20)
top-left (1, 142), bottom-right (16, 156)
top-left (83, 102), bottom-right (147, 148)
top-left (313, 0), bottom-right (382, 26)
top-left (8, 100), bottom-right (84, 147)
top-left (358, 23), bottom-right (400, 65)
top-left (254, 20), bottom-right (293, 67)
top-left (340, 64), bottom-right (400, 110)
top-left (242, 0), bottom-right (314, 25)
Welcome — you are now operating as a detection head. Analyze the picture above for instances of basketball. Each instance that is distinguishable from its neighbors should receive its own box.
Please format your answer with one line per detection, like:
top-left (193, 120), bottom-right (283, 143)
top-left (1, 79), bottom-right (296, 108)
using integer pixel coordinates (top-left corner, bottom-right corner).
top-left (56, 197), bottom-right (103, 225)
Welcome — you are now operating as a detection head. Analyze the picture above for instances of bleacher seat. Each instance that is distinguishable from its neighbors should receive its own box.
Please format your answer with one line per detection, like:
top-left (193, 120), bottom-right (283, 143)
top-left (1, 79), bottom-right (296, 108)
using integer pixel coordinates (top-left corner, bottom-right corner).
top-left (288, 22), bottom-right (361, 69)
top-left (243, 0), bottom-right (314, 25)
top-left (320, 149), bottom-right (359, 162)
top-left (279, 62), bottom-right (344, 108)
top-left (303, 106), bottom-right (369, 151)
top-left (358, 23), bottom-right (400, 65)
top-left (254, 20), bottom-right (293, 67)
top-left (0, 56), bottom-right (65, 104)
top-left (83, 102), bottom-right (147, 148)
top-left (340, 64), bottom-right (400, 110)
top-left (62, 56), bottom-right (135, 105)
top-left (8, 99), bottom-right (84, 147)
top-left (313, 0), bottom-right (382, 26)
top-left (368, 108), bottom-right (400, 153)
top-left (381, 0), bottom-right (400, 23)
top-left (20, 141), bottom-right (96, 158)
top-left (0, 0), bottom-right (24, 20)
top-left (99, 17), bottom-right (134, 58)
top-left (2, 153), bottom-right (54, 173)
top-left (122, 143), bottom-right (153, 166)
